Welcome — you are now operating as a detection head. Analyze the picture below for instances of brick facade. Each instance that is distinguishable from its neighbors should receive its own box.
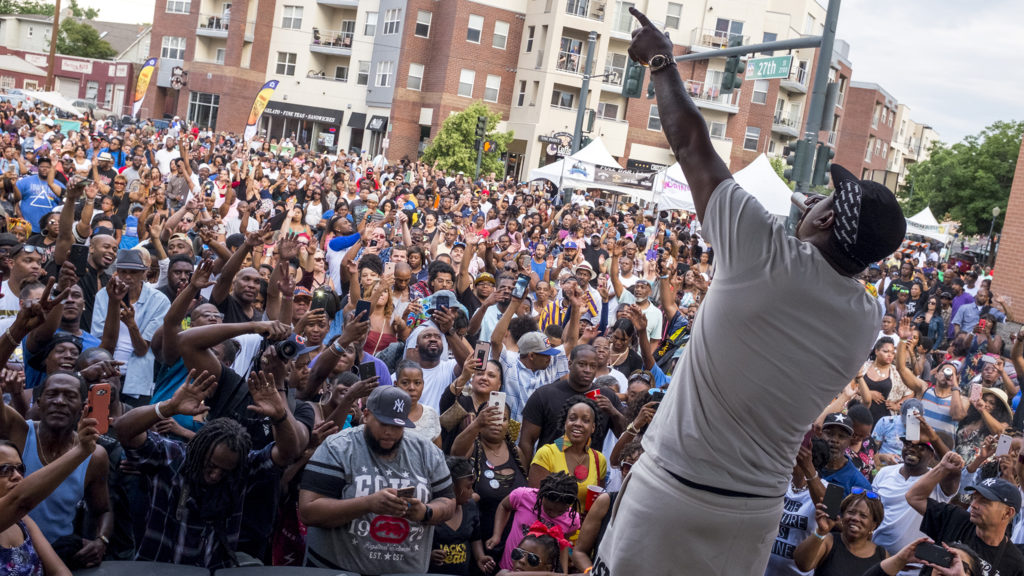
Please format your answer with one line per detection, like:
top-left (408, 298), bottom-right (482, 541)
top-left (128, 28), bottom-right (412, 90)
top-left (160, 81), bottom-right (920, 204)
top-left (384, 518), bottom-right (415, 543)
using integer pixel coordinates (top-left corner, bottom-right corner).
top-left (389, 0), bottom-right (524, 162)
top-left (834, 84), bottom-right (896, 181)
top-left (0, 48), bottom-right (135, 114)
top-left (992, 137), bottom-right (1024, 319)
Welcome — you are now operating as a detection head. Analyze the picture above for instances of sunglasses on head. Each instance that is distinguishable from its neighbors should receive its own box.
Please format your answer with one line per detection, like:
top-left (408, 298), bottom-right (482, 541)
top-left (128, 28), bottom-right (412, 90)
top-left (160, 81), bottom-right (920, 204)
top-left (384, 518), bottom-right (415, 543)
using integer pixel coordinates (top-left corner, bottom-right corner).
top-left (0, 462), bottom-right (25, 479)
top-left (511, 547), bottom-right (541, 567)
top-left (850, 487), bottom-right (880, 500)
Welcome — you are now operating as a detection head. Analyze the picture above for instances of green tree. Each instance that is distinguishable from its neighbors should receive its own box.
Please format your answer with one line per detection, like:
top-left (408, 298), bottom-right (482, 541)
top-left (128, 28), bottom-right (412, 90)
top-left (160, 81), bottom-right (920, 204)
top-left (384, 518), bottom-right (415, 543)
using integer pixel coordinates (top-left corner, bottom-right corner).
top-left (901, 120), bottom-right (1022, 235)
top-left (57, 18), bottom-right (116, 59)
top-left (768, 156), bottom-right (796, 190)
top-left (420, 102), bottom-right (513, 178)
top-left (68, 0), bottom-right (99, 18)
top-left (0, 0), bottom-right (55, 15)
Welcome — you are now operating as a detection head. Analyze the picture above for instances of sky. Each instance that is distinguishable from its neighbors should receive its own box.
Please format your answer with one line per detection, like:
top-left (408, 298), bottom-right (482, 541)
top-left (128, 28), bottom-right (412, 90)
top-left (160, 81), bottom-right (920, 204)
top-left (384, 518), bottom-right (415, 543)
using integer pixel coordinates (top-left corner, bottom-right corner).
top-left (77, 0), bottom-right (1019, 145)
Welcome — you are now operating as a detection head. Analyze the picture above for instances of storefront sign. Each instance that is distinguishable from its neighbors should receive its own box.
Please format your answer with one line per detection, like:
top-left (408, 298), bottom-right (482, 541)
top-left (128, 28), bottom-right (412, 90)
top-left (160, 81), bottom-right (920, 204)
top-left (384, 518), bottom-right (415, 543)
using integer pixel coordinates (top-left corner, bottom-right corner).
top-left (594, 165), bottom-right (656, 190)
top-left (61, 59), bottom-right (92, 74)
top-left (263, 101), bottom-right (342, 124)
top-left (540, 132), bottom-right (573, 157)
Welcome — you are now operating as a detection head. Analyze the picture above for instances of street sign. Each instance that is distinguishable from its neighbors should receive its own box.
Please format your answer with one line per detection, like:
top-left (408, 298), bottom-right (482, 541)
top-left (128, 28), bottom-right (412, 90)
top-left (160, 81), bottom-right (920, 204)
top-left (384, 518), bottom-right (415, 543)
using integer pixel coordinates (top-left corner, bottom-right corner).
top-left (745, 55), bottom-right (793, 80)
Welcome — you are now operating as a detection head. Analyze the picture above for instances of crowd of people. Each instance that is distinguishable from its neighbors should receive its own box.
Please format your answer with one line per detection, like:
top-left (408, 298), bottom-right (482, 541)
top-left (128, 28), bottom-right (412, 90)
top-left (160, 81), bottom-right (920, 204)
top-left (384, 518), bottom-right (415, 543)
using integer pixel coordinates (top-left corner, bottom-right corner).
top-left (0, 76), bottom-right (1022, 576)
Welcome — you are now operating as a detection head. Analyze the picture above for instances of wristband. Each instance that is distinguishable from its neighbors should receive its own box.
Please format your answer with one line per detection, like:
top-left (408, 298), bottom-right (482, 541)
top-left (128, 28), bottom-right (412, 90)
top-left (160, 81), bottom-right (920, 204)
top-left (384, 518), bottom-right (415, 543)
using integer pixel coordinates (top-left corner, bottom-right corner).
top-left (813, 530), bottom-right (827, 540)
top-left (421, 504), bottom-right (434, 523)
top-left (625, 423), bottom-right (638, 435)
top-left (332, 341), bottom-right (346, 355)
top-left (4, 331), bottom-right (18, 347)
top-left (154, 402), bottom-right (169, 420)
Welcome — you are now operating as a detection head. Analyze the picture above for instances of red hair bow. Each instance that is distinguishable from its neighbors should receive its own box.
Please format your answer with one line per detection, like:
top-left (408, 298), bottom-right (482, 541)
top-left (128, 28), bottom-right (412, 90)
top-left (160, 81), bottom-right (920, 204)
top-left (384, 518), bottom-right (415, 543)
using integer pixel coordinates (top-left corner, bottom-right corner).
top-left (526, 521), bottom-right (570, 550)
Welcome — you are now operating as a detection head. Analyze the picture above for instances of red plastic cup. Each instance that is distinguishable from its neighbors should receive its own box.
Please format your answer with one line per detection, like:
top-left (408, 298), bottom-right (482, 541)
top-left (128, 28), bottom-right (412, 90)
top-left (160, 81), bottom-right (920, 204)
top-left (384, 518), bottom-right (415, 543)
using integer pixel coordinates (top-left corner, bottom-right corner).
top-left (585, 485), bottom-right (605, 511)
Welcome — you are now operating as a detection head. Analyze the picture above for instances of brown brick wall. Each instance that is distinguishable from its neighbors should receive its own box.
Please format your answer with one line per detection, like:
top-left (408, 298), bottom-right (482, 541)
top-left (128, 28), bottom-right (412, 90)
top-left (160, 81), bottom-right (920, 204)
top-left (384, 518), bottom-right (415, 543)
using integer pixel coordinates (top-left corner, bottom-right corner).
top-left (834, 85), bottom-right (895, 179)
top-left (389, 0), bottom-right (524, 162)
top-left (992, 137), bottom-right (1024, 319)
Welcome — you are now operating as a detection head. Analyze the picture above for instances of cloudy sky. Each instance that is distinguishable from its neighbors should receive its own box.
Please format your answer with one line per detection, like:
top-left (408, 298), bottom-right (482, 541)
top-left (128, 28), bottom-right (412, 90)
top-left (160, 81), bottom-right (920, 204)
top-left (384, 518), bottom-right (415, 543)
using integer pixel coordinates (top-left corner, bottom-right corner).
top-left (79, 0), bottom-right (1017, 145)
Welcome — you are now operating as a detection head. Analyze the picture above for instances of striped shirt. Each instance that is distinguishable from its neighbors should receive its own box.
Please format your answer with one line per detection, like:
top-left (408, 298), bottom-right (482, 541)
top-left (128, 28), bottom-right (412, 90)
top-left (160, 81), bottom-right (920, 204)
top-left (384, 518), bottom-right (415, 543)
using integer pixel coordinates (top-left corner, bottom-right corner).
top-left (500, 347), bottom-right (570, 422)
top-left (921, 386), bottom-right (957, 440)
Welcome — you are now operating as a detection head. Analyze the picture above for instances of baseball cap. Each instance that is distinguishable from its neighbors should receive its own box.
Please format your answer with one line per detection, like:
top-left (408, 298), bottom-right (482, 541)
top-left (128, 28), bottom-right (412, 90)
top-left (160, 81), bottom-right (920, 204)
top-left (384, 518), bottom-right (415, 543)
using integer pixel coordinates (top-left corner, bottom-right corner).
top-left (821, 412), bottom-right (853, 435)
top-left (97, 152), bottom-right (114, 163)
top-left (367, 193), bottom-right (379, 202)
top-left (627, 370), bottom-right (654, 386)
top-left (829, 164), bottom-right (907, 270)
top-left (0, 233), bottom-right (23, 254)
top-left (114, 249), bottom-right (147, 271)
top-left (281, 333), bottom-right (317, 357)
top-left (517, 332), bottom-right (560, 356)
top-left (966, 477), bottom-right (1022, 512)
top-left (564, 241), bottom-right (579, 250)
top-left (294, 286), bottom-right (313, 300)
top-left (366, 386), bottom-right (416, 428)
top-left (474, 272), bottom-right (495, 286)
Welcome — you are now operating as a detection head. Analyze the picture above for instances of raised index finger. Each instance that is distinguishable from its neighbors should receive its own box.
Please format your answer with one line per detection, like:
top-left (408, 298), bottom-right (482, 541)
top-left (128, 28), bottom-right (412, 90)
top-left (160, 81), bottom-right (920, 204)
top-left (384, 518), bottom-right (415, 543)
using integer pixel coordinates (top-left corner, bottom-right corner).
top-left (629, 7), bottom-right (654, 28)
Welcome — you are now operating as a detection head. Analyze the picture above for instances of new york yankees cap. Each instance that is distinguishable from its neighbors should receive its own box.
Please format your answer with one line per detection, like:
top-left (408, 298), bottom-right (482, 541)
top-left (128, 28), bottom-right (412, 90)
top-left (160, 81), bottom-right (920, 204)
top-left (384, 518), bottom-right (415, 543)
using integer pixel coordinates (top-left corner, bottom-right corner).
top-left (829, 164), bottom-right (906, 270)
top-left (366, 386), bottom-right (417, 428)
top-left (965, 477), bottom-right (1022, 512)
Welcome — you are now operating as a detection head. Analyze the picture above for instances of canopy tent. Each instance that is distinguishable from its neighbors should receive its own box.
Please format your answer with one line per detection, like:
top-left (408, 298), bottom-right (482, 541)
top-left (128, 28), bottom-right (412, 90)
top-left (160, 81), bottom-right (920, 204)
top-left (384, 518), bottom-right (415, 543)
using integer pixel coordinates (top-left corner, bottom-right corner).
top-left (528, 138), bottom-right (657, 198)
top-left (655, 154), bottom-right (794, 217)
top-left (22, 90), bottom-right (83, 118)
top-left (905, 206), bottom-right (949, 243)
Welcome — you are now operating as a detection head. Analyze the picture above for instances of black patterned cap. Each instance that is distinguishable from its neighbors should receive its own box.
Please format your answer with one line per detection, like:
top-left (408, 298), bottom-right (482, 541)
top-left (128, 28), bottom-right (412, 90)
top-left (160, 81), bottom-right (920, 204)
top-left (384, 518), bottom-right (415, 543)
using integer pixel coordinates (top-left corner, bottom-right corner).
top-left (830, 164), bottom-right (906, 270)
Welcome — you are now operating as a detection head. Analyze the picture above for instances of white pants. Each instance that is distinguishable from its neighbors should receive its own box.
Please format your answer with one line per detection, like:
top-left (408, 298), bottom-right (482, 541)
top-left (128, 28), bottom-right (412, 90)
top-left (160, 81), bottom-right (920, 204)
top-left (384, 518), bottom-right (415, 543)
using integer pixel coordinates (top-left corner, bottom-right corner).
top-left (593, 455), bottom-right (784, 576)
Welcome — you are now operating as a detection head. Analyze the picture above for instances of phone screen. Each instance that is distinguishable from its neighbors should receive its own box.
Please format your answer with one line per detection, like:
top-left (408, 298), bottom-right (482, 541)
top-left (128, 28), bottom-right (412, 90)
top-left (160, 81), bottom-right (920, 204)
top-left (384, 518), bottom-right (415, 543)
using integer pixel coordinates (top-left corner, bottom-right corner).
top-left (69, 244), bottom-right (90, 278)
top-left (358, 361), bottom-right (376, 381)
top-left (354, 300), bottom-right (372, 319)
top-left (823, 483), bottom-right (844, 519)
top-left (511, 274), bottom-right (529, 300)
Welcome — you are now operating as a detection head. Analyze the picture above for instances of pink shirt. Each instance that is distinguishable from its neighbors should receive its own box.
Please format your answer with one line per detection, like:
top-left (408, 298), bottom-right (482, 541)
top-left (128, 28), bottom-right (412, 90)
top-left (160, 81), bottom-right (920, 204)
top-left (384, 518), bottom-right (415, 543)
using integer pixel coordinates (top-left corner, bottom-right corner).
top-left (500, 487), bottom-right (580, 570)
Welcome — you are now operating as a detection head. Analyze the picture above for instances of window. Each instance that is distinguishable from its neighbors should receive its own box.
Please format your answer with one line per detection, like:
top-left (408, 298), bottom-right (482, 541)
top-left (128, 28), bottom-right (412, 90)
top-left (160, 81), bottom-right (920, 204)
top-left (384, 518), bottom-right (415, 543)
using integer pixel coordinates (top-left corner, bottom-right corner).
top-left (467, 14), bottom-right (483, 43)
top-left (458, 69), bottom-right (475, 97)
top-left (364, 12), bottom-right (377, 36)
top-left (865, 138), bottom-right (873, 161)
top-left (648, 105), bottom-right (661, 131)
top-left (613, 2), bottom-right (636, 34)
top-left (103, 83), bottom-right (113, 108)
top-left (714, 18), bottom-right (743, 42)
top-left (551, 88), bottom-right (574, 109)
top-left (837, 77), bottom-right (847, 107)
top-left (281, 6), bottom-right (303, 30)
top-left (709, 121), bottom-right (727, 139)
top-left (604, 53), bottom-right (626, 85)
top-left (357, 61), bottom-right (369, 85)
top-left (0, 77), bottom-right (13, 90)
top-left (187, 91), bottom-right (220, 129)
top-left (526, 26), bottom-right (535, 52)
top-left (166, 0), bottom-right (190, 14)
top-left (597, 102), bottom-right (619, 120)
top-left (407, 63), bottom-right (424, 90)
top-left (84, 82), bottom-right (98, 100)
top-left (276, 52), bottom-right (296, 76)
top-left (161, 36), bottom-right (186, 59)
top-left (27, 26), bottom-right (33, 38)
top-left (334, 65), bottom-right (348, 82)
top-left (517, 81), bottom-right (527, 106)
top-left (215, 48), bottom-right (225, 64)
top-left (665, 3), bottom-right (682, 29)
top-left (743, 127), bottom-right (760, 150)
top-left (493, 21), bottom-right (509, 49)
top-left (871, 104), bottom-right (881, 128)
top-left (383, 9), bottom-right (401, 35)
top-left (415, 11), bottom-right (431, 37)
top-left (761, 32), bottom-right (776, 55)
top-left (804, 14), bottom-right (815, 35)
top-left (484, 74), bottom-right (501, 102)
top-left (376, 61), bottom-right (393, 87)
top-left (752, 79), bottom-right (768, 104)
top-left (558, 37), bottom-right (583, 73)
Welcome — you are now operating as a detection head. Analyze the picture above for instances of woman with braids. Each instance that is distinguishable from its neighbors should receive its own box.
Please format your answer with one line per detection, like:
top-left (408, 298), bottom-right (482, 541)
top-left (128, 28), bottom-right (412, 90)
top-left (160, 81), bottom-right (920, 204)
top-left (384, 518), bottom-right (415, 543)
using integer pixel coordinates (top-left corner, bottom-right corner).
top-left (112, 369), bottom-right (302, 569)
top-left (450, 400), bottom-right (527, 567)
top-left (486, 472), bottom-right (581, 573)
top-left (528, 396), bottom-right (607, 504)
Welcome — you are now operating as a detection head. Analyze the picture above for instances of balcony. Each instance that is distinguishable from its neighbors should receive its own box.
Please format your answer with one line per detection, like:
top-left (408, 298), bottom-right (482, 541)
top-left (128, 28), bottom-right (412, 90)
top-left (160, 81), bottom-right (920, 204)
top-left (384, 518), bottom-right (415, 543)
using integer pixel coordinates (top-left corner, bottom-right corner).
top-left (771, 115), bottom-right (800, 138)
top-left (317, 0), bottom-right (358, 6)
top-left (683, 79), bottom-right (740, 113)
top-left (197, 14), bottom-right (254, 42)
top-left (307, 70), bottom-right (348, 83)
top-left (555, 50), bottom-right (586, 75)
top-left (780, 66), bottom-right (808, 94)
top-left (689, 27), bottom-right (747, 53)
top-left (827, 130), bottom-right (838, 146)
top-left (565, 0), bottom-right (606, 21)
top-left (310, 28), bottom-right (353, 56)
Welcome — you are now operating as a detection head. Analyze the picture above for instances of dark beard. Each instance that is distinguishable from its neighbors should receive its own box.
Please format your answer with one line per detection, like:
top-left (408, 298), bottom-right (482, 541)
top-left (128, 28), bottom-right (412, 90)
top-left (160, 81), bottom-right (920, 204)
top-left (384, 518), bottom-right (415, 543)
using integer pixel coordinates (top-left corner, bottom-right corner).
top-left (418, 346), bottom-right (442, 363)
top-left (364, 425), bottom-right (402, 456)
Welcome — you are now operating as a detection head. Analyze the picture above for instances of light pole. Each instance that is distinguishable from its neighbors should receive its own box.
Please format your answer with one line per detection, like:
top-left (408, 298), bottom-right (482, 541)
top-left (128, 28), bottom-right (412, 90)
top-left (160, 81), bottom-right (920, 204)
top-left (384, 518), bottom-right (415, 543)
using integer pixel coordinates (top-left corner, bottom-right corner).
top-left (987, 206), bottom-right (1000, 267)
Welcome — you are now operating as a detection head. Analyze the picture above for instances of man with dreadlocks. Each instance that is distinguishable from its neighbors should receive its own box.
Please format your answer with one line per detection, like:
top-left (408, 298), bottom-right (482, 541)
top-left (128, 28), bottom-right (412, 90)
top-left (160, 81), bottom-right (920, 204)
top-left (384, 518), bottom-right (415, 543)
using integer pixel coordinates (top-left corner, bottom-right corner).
top-left (113, 368), bottom-right (302, 569)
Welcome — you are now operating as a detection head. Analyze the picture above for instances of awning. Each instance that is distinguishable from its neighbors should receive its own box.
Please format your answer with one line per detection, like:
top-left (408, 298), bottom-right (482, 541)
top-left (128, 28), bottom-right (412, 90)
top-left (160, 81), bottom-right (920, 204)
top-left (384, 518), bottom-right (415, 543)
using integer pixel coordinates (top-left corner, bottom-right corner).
top-left (347, 112), bottom-right (366, 128)
top-left (366, 115), bottom-right (388, 132)
top-left (262, 101), bottom-right (343, 124)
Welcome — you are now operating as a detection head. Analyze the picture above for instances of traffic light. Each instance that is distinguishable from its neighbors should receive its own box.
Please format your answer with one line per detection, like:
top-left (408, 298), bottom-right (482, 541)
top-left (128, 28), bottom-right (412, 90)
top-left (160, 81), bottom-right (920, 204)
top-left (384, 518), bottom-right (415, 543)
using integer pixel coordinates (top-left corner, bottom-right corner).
top-left (720, 38), bottom-right (746, 95)
top-left (622, 58), bottom-right (646, 99)
top-left (585, 109), bottom-right (596, 133)
top-left (647, 77), bottom-right (656, 99)
top-left (783, 140), bottom-right (811, 181)
top-left (811, 143), bottom-right (836, 187)
top-left (475, 116), bottom-right (487, 140)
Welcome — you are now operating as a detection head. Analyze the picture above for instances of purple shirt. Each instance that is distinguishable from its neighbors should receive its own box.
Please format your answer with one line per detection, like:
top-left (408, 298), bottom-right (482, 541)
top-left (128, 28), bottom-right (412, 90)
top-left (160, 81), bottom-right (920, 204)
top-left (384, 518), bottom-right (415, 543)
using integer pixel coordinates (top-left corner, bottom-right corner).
top-left (948, 292), bottom-right (975, 337)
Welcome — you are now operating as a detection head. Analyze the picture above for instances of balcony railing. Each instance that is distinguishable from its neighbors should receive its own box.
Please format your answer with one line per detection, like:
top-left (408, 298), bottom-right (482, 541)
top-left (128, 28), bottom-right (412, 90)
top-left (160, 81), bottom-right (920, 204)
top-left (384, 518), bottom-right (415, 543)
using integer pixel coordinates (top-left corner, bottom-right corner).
top-left (556, 50), bottom-right (587, 74)
top-left (689, 27), bottom-right (747, 50)
top-left (307, 70), bottom-right (348, 82)
top-left (780, 66), bottom-right (808, 93)
top-left (310, 28), bottom-right (354, 55)
top-left (196, 15), bottom-right (254, 41)
top-left (771, 115), bottom-right (800, 137)
top-left (683, 79), bottom-right (741, 112)
top-left (565, 0), bottom-right (606, 21)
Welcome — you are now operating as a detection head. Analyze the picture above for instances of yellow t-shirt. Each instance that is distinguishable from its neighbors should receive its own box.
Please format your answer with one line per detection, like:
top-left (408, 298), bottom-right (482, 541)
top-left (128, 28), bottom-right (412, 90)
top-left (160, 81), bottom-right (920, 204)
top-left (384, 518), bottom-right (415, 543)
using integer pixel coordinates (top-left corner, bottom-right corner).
top-left (532, 441), bottom-right (607, 505)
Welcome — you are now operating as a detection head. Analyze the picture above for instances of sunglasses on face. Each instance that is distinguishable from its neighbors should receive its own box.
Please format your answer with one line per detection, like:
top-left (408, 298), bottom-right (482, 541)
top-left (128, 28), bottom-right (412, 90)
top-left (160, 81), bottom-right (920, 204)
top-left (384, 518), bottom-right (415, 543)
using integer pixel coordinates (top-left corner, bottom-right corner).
top-left (0, 462), bottom-right (25, 479)
top-left (511, 547), bottom-right (541, 567)
top-left (850, 487), bottom-right (880, 500)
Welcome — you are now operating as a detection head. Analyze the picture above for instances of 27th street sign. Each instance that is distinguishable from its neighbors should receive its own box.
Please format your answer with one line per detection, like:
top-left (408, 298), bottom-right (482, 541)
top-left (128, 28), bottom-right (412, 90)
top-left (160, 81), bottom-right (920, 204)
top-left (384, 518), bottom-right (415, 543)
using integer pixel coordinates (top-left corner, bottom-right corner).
top-left (745, 55), bottom-right (794, 80)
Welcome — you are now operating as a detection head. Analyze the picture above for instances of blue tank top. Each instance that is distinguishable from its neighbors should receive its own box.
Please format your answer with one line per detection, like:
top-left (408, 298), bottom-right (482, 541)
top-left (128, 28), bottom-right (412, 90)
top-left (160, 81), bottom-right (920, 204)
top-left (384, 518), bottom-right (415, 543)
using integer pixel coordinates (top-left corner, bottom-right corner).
top-left (24, 421), bottom-right (92, 542)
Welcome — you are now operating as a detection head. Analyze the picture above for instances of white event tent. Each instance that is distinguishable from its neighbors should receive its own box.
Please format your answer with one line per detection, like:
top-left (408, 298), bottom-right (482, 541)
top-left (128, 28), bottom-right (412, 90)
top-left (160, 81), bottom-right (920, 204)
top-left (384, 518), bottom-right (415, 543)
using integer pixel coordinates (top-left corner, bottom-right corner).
top-left (655, 154), bottom-right (794, 217)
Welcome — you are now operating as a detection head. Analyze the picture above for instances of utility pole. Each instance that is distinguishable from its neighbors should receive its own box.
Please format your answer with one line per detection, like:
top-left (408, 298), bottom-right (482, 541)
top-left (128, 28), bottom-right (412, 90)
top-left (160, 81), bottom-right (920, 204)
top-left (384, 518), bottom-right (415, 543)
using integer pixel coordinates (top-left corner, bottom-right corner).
top-left (784, 0), bottom-right (841, 231)
top-left (46, 0), bottom-right (63, 91)
top-left (572, 31), bottom-right (597, 154)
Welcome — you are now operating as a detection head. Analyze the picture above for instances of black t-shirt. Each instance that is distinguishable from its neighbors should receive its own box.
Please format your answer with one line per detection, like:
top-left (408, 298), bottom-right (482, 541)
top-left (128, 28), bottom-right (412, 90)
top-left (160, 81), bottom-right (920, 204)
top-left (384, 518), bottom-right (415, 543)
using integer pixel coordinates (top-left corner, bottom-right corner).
top-left (582, 247), bottom-right (607, 286)
top-left (886, 278), bottom-right (914, 304)
top-left (214, 293), bottom-right (255, 324)
top-left (921, 499), bottom-right (1024, 576)
top-left (45, 259), bottom-right (108, 331)
top-left (522, 378), bottom-right (623, 449)
top-left (95, 167), bottom-right (117, 189)
top-left (429, 500), bottom-right (481, 576)
top-left (206, 366), bottom-right (315, 449)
